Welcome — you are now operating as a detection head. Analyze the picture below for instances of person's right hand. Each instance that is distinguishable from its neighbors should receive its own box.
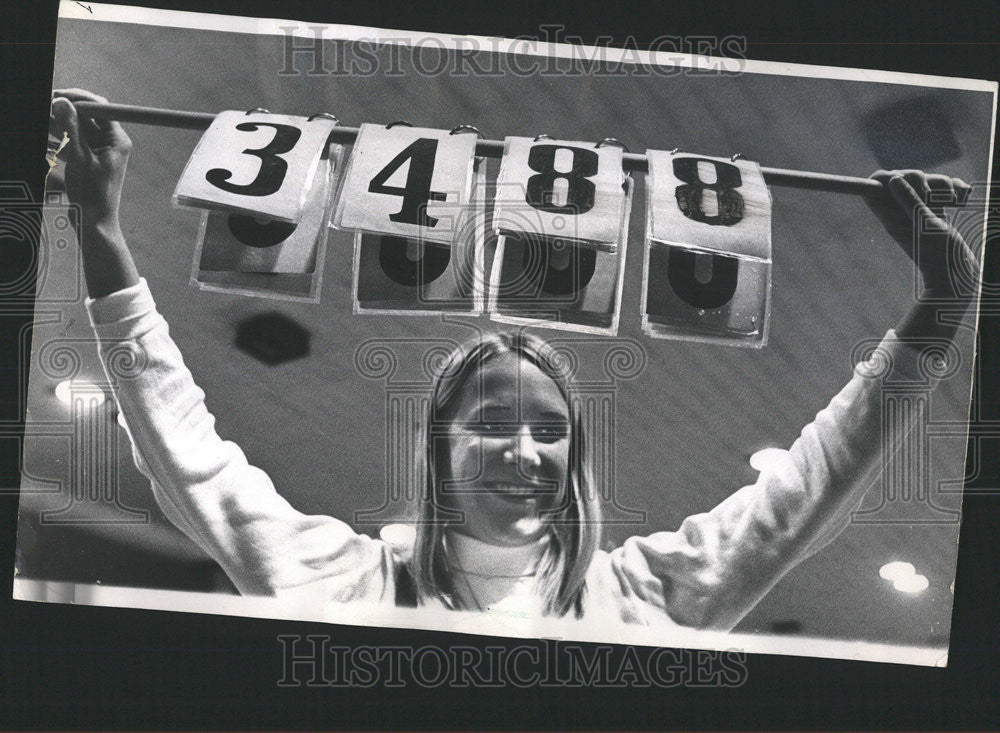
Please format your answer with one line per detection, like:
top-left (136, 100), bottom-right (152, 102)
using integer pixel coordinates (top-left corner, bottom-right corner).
top-left (50, 89), bottom-right (131, 231)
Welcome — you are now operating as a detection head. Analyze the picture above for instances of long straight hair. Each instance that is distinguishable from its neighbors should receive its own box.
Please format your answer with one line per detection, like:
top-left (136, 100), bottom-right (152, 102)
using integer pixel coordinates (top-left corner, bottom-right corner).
top-left (411, 331), bottom-right (601, 618)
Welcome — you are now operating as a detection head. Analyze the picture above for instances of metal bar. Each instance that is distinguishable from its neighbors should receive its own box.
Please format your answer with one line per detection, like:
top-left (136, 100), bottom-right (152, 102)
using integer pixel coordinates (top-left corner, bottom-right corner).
top-left (76, 101), bottom-right (215, 131)
top-left (74, 100), bottom-right (886, 197)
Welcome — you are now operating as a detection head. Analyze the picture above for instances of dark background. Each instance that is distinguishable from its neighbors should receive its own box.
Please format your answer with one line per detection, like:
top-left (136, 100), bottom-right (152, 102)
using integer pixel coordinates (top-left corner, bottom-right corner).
top-left (3, 0), bottom-right (999, 729)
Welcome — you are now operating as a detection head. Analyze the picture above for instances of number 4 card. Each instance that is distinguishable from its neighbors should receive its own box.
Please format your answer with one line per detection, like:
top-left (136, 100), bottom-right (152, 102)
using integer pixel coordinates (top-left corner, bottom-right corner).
top-left (333, 124), bottom-right (478, 246)
top-left (173, 110), bottom-right (338, 223)
top-left (352, 157), bottom-right (487, 314)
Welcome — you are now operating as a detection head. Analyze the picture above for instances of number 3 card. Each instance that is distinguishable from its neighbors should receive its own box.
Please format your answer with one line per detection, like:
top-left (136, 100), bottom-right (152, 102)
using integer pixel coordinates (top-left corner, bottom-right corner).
top-left (493, 137), bottom-right (627, 252)
top-left (189, 148), bottom-right (342, 302)
top-left (196, 147), bottom-right (341, 274)
top-left (333, 124), bottom-right (478, 246)
top-left (174, 110), bottom-right (338, 223)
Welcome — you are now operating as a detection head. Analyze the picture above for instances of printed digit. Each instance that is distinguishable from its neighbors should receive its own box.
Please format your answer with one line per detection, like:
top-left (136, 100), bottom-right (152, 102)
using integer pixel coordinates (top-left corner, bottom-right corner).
top-left (378, 236), bottom-right (450, 286)
top-left (525, 145), bottom-right (597, 215)
top-left (226, 215), bottom-right (297, 248)
top-left (667, 249), bottom-right (739, 309)
top-left (206, 122), bottom-right (302, 197)
top-left (672, 158), bottom-right (744, 226)
top-left (368, 138), bottom-right (447, 227)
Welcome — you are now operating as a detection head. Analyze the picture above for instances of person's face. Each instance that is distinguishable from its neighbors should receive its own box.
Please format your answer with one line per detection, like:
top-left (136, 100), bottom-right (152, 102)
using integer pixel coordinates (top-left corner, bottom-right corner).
top-left (439, 353), bottom-right (571, 547)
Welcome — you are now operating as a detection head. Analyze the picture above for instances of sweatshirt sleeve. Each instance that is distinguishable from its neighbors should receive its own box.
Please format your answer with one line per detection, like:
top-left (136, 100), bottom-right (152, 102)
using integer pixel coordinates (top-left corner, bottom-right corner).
top-left (607, 332), bottom-right (938, 631)
top-left (87, 279), bottom-right (395, 605)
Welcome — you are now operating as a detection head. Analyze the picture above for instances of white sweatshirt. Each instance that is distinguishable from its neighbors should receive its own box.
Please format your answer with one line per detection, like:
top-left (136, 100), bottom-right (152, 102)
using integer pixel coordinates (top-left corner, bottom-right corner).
top-left (87, 278), bottom-right (933, 631)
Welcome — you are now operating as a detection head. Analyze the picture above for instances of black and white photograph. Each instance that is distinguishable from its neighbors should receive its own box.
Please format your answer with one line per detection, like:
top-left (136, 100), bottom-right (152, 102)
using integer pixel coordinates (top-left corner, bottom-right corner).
top-left (4, 1), bottom-right (1000, 726)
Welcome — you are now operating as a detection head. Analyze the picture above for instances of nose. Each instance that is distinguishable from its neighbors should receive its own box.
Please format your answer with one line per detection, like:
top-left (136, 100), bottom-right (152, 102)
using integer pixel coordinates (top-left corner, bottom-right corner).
top-left (512, 425), bottom-right (542, 472)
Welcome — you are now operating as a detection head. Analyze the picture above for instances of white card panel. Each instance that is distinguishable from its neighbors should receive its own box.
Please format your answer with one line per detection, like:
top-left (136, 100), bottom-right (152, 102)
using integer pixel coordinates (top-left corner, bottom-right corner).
top-left (334, 124), bottom-right (477, 245)
top-left (352, 158), bottom-right (487, 314)
top-left (489, 177), bottom-right (633, 335)
top-left (646, 151), bottom-right (771, 261)
top-left (493, 137), bottom-right (627, 251)
top-left (197, 147), bottom-right (341, 274)
top-left (174, 110), bottom-right (337, 223)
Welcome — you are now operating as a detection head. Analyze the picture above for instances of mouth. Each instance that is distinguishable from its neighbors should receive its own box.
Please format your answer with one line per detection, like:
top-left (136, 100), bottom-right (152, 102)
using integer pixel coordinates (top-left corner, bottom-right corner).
top-left (484, 482), bottom-right (551, 501)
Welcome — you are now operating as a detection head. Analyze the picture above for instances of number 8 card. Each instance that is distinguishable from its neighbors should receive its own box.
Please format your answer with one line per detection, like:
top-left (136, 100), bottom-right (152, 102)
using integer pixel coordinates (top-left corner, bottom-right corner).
top-left (333, 124), bottom-right (479, 246)
top-left (646, 151), bottom-right (771, 261)
top-left (493, 137), bottom-right (627, 252)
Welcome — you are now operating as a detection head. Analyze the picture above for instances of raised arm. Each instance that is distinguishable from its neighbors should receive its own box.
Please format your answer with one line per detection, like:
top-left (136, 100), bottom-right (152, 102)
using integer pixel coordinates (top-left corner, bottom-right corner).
top-left (602, 169), bottom-right (978, 631)
top-left (51, 90), bottom-right (395, 603)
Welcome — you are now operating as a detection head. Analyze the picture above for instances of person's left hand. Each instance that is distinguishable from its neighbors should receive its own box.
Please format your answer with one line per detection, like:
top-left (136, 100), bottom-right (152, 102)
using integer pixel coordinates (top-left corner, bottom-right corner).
top-left (866, 169), bottom-right (978, 299)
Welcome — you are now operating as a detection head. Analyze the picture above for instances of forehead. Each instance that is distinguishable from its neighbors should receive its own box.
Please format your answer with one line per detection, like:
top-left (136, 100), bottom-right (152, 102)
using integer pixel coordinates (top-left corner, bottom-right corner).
top-left (450, 353), bottom-right (569, 418)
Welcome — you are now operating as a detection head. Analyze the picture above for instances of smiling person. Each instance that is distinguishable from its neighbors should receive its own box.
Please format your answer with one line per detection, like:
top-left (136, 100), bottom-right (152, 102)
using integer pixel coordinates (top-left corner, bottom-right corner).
top-left (412, 332), bottom-right (598, 618)
top-left (50, 89), bottom-right (978, 631)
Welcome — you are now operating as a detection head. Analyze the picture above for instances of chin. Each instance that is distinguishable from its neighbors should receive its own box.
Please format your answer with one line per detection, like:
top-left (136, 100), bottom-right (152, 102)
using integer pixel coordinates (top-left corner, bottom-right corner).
top-left (502, 517), bottom-right (549, 544)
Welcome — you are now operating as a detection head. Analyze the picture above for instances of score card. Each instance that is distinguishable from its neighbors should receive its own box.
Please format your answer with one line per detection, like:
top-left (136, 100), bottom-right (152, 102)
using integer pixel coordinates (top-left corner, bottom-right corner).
top-left (333, 124), bottom-right (478, 246)
top-left (190, 146), bottom-right (342, 302)
top-left (174, 110), bottom-right (338, 223)
top-left (351, 157), bottom-right (487, 314)
top-left (489, 177), bottom-right (633, 335)
top-left (642, 151), bottom-right (772, 347)
top-left (493, 136), bottom-right (628, 252)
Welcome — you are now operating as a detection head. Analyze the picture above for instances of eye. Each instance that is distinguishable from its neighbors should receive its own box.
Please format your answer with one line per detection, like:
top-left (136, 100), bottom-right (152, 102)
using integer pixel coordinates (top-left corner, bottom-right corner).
top-left (463, 420), bottom-right (568, 442)
top-left (531, 422), bottom-right (569, 443)
top-left (468, 421), bottom-right (516, 436)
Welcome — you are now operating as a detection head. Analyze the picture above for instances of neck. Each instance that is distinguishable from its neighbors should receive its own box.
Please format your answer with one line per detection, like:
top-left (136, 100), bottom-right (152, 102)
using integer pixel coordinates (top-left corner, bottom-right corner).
top-left (446, 530), bottom-right (547, 577)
